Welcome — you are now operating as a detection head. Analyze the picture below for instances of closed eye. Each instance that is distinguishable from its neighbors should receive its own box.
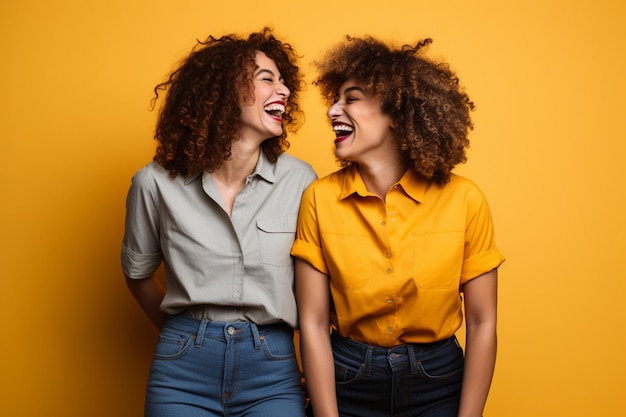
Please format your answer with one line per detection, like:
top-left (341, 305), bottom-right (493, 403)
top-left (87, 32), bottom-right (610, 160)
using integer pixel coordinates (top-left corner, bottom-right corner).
top-left (256, 68), bottom-right (278, 83)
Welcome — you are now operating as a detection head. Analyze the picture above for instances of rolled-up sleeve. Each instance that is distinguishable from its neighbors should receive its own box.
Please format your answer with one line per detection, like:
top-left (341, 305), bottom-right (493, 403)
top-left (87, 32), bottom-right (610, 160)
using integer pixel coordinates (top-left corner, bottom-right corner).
top-left (121, 166), bottom-right (163, 279)
top-left (460, 185), bottom-right (505, 284)
top-left (291, 184), bottom-right (329, 276)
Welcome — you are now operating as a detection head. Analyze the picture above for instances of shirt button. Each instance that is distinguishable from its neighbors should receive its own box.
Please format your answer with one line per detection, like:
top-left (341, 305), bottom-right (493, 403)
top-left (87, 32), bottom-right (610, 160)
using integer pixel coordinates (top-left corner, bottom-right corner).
top-left (386, 268), bottom-right (392, 273)
top-left (386, 298), bottom-right (393, 304)
top-left (381, 221), bottom-right (386, 226)
top-left (389, 211), bottom-right (395, 216)
top-left (227, 327), bottom-right (235, 335)
top-left (386, 327), bottom-right (393, 333)
top-left (386, 252), bottom-right (392, 258)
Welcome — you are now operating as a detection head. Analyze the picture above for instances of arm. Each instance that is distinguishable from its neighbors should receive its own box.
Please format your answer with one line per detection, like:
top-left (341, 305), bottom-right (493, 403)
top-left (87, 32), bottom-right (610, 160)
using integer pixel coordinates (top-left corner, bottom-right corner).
top-left (458, 268), bottom-right (498, 417)
top-left (125, 274), bottom-right (168, 329)
top-left (295, 259), bottom-right (338, 417)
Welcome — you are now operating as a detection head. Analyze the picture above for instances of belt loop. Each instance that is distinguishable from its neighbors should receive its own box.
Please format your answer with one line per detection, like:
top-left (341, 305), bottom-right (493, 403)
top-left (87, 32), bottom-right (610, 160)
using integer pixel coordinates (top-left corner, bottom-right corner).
top-left (407, 344), bottom-right (419, 374)
top-left (195, 319), bottom-right (209, 348)
top-left (250, 323), bottom-right (262, 350)
top-left (362, 346), bottom-right (373, 377)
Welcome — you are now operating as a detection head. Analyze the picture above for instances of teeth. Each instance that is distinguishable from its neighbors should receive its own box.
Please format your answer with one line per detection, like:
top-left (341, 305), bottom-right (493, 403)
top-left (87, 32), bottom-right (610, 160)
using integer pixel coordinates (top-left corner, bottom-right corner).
top-left (264, 103), bottom-right (285, 113)
top-left (333, 124), bottom-right (353, 133)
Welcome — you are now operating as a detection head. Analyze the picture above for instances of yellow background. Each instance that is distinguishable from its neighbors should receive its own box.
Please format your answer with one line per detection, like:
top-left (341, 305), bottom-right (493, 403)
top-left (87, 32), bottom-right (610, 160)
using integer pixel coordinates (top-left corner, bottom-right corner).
top-left (2, 0), bottom-right (624, 416)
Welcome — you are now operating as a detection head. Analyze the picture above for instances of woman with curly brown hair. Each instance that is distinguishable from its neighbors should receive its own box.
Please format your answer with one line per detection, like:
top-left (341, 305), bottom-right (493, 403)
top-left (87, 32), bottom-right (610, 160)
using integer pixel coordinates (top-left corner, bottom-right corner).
top-left (122, 28), bottom-right (316, 417)
top-left (292, 35), bottom-right (505, 417)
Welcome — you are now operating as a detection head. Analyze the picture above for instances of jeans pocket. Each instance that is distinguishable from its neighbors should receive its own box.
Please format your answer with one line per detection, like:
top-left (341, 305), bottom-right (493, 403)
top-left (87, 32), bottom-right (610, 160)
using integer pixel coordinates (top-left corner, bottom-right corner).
top-left (415, 343), bottom-right (464, 380)
top-left (153, 326), bottom-right (194, 360)
top-left (259, 330), bottom-right (296, 361)
top-left (334, 352), bottom-right (364, 385)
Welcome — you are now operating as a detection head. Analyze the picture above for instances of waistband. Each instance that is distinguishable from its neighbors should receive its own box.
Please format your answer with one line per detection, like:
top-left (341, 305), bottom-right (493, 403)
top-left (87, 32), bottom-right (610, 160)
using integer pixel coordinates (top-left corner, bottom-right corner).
top-left (330, 330), bottom-right (459, 362)
top-left (164, 314), bottom-right (292, 348)
top-left (184, 304), bottom-right (252, 322)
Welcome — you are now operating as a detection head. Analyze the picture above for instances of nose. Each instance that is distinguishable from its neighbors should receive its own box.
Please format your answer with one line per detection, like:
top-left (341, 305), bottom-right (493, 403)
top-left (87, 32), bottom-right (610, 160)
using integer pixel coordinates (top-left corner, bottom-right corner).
top-left (328, 101), bottom-right (342, 118)
top-left (277, 82), bottom-right (290, 98)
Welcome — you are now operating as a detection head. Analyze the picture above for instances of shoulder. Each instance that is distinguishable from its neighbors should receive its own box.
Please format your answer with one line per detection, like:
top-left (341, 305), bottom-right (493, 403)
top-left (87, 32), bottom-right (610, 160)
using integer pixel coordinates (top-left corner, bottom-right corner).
top-left (273, 153), bottom-right (317, 185)
top-left (301, 167), bottom-right (349, 201)
top-left (315, 167), bottom-right (354, 187)
top-left (128, 161), bottom-right (181, 196)
top-left (442, 173), bottom-right (486, 197)
top-left (131, 161), bottom-right (168, 182)
top-left (276, 153), bottom-right (316, 174)
top-left (443, 173), bottom-right (493, 213)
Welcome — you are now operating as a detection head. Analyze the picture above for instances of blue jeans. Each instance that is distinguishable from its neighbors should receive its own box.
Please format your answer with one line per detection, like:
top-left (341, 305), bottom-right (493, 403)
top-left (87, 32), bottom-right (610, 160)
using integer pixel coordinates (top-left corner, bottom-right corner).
top-left (331, 331), bottom-right (464, 417)
top-left (144, 314), bottom-right (305, 417)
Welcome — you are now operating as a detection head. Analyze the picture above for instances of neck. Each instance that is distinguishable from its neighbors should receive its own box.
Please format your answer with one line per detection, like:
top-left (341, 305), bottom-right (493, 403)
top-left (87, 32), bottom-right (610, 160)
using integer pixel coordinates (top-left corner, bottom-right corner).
top-left (210, 142), bottom-right (261, 217)
top-left (212, 141), bottom-right (261, 186)
top-left (357, 157), bottom-right (408, 200)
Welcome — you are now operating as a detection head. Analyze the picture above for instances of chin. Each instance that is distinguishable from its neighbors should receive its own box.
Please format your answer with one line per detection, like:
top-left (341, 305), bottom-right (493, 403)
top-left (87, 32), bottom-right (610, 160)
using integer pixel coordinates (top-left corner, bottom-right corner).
top-left (334, 151), bottom-right (348, 161)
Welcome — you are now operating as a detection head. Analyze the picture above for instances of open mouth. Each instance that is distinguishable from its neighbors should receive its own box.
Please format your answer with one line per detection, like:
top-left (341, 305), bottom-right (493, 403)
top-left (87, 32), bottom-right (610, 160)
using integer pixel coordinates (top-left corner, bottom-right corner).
top-left (333, 123), bottom-right (354, 143)
top-left (264, 103), bottom-right (285, 121)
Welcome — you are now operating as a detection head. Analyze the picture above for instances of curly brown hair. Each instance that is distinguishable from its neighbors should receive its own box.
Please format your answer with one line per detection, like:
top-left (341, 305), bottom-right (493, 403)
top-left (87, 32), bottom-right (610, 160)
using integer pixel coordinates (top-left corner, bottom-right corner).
top-left (314, 36), bottom-right (475, 185)
top-left (151, 27), bottom-right (304, 178)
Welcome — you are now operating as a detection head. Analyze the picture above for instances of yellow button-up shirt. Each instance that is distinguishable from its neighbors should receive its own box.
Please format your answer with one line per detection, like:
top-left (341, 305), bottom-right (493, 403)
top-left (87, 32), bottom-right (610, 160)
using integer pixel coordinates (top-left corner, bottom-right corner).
top-left (292, 165), bottom-right (505, 347)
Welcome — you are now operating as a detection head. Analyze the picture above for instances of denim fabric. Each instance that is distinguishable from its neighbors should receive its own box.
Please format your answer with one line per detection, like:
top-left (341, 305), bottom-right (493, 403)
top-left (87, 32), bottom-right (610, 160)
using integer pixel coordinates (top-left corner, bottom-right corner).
top-left (331, 331), bottom-right (464, 417)
top-left (144, 314), bottom-right (305, 417)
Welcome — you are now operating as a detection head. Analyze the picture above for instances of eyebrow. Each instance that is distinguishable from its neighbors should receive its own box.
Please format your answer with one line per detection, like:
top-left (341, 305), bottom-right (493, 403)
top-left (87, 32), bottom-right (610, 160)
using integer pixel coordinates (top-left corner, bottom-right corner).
top-left (343, 85), bottom-right (365, 95)
top-left (255, 68), bottom-right (277, 78)
top-left (254, 68), bottom-right (285, 84)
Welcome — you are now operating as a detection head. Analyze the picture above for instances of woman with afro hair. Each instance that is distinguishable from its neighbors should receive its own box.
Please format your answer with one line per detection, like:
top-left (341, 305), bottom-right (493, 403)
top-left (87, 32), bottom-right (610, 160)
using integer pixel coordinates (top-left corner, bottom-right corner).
top-left (292, 35), bottom-right (505, 417)
top-left (122, 28), bottom-right (316, 416)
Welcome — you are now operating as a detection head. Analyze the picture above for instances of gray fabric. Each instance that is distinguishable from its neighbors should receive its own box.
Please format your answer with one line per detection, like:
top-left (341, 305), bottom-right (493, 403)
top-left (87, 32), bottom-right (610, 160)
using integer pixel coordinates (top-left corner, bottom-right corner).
top-left (122, 152), bottom-right (316, 327)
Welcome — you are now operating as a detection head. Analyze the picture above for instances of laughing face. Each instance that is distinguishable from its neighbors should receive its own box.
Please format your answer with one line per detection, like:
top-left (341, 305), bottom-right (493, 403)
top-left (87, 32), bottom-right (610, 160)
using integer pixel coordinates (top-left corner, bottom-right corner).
top-left (328, 79), bottom-right (395, 165)
top-left (238, 51), bottom-right (290, 143)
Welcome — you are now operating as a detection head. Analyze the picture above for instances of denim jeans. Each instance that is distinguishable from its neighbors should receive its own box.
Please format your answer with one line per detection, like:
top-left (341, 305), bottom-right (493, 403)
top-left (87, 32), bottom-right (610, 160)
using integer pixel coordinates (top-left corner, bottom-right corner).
top-left (144, 314), bottom-right (305, 417)
top-left (331, 331), bottom-right (464, 417)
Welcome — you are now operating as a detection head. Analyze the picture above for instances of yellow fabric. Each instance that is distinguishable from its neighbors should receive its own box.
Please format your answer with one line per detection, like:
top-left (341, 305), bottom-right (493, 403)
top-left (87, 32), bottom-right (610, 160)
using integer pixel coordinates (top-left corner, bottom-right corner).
top-left (292, 165), bottom-right (505, 347)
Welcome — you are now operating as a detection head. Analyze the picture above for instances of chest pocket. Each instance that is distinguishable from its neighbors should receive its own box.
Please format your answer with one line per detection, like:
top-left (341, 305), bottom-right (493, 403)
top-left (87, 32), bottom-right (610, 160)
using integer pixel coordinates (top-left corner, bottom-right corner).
top-left (412, 229), bottom-right (464, 289)
top-left (256, 217), bottom-right (297, 267)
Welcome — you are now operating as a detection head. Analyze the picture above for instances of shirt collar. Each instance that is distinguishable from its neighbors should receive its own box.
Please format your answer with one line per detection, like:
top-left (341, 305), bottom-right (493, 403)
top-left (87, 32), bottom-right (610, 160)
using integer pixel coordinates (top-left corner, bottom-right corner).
top-left (339, 165), bottom-right (368, 200)
top-left (398, 168), bottom-right (428, 203)
top-left (184, 171), bottom-right (202, 185)
top-left (253, 151), bottom-right (276, 183)
top-left (184, 151), bottom-right (275, 185)
top-left (339, 164), bottom-right (428, 203)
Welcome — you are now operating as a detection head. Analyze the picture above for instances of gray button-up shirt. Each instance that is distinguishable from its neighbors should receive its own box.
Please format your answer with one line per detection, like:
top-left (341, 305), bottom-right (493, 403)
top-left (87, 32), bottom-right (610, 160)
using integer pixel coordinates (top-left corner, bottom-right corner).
top-left (121, 152), bottom-right (316, 327)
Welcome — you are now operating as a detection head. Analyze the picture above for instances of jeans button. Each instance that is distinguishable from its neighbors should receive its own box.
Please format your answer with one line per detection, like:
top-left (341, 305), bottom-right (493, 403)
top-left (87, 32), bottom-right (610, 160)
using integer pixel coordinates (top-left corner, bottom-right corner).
top-left (227, 326), bottom-right (235, 335)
